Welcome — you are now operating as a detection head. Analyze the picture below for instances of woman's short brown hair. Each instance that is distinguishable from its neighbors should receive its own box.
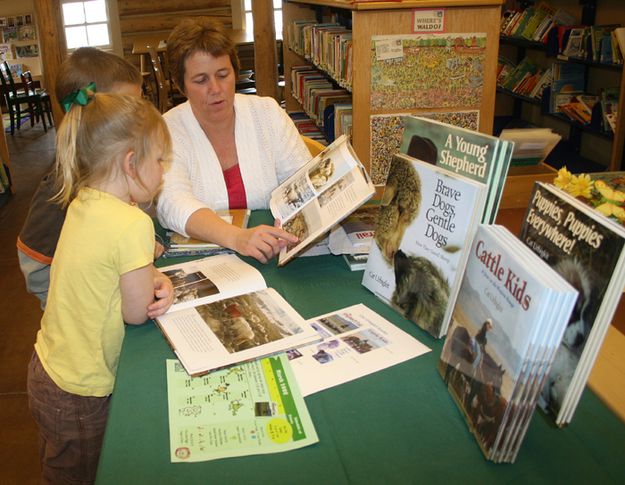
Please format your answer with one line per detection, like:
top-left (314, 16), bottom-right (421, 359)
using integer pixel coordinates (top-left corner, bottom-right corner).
top-left (167, 17), bottom-right (240, 93)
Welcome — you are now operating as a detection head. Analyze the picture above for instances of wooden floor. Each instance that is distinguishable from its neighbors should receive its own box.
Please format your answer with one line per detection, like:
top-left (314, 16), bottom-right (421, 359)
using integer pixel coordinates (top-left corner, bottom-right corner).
top-left (0, 125), bottom-right (623, 484)
top-left (0, 125), bottom-right (55, 485)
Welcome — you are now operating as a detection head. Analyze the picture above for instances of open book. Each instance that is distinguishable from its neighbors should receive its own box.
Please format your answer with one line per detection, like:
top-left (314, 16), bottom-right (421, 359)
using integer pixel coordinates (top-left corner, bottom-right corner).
top-left (270, 134), bottom-right (375, 265)
top-left (155, 254), bottom-right (319, 376)
top-left (162, 209), bottom-right (250, 258)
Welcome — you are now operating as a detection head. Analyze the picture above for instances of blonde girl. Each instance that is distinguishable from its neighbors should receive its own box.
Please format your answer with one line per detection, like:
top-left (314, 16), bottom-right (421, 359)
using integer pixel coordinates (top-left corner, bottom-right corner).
top-left (27, 89), bottom-right (173, 484)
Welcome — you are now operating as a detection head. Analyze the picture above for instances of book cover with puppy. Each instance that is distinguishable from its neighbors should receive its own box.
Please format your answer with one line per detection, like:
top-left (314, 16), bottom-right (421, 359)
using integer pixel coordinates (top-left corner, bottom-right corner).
top-left (362, 153), bottom-right (486, 338)
top-left (519, 182), bottom-right (625, 426)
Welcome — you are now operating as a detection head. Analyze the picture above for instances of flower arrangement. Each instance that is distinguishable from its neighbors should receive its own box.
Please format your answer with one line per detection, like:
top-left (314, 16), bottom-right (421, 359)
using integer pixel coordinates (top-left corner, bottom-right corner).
top-left (554, 167), bottom-right (625, 224)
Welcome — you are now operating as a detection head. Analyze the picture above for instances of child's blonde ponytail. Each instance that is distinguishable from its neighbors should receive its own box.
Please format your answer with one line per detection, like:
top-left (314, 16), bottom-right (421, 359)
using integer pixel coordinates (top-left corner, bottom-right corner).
top-left (51, 91), bottom-right (171, 208)
top-left (53, 105), bottom-right (83, 207)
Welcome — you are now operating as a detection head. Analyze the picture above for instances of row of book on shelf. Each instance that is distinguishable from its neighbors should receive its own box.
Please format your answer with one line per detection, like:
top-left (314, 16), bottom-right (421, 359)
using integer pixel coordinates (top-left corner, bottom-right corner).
top-left (290, 65), bottom-right (353, 142)
top-left (559, 25), bottom-right (624, 66)
top-left (157, 117), bottom-right (625, 464)
top-left (497, 55), bottom-right (619, 133)
top-left (500, 1), bottom-right (576, 44)
top-left (287, 19), bottom-right (353, 91)
top-left (501, 1), bottom-right (625, 67)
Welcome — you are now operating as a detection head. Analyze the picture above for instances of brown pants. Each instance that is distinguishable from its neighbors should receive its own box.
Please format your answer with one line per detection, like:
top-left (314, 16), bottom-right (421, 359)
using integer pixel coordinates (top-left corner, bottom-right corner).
top-left (27, 352), bottom-right (110, 485)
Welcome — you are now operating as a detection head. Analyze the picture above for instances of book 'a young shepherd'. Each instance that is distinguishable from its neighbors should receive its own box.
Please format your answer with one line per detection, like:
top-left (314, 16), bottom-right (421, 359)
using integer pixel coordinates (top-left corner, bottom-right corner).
top-left (400, 116), bottom-right (514, 224)
top-left (362, 153), bottom-right (486, 338)
top-left (519, 182), bottom-right (625, 426)
top-left (438, 225), bottom-right (577, 463)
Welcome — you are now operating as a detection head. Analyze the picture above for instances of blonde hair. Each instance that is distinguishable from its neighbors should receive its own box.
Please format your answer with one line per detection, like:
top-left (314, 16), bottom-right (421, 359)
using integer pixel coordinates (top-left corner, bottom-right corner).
top-left (54, 92), bottom-right (172, 207)
top-left (167, 17), bottom-right (240, 93)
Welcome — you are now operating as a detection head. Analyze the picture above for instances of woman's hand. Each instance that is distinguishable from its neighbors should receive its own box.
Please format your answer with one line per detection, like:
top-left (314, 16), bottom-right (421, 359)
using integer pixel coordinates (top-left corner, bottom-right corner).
top-left (147, 270), bottom-right (175, 319)
top-left (234, 224), bottom-right (298, 263)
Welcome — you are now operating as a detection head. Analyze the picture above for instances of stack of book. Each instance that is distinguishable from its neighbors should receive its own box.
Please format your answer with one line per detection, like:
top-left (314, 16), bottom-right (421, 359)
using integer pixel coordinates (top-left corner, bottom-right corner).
top-left (499, 127), bottom-right (561, 166)
top-left (328, 204), bottom-right (378, 271)
top-left (520, 181), bottom-right (625, 426)
top-left (438, 224), bottom-right (578, 463)
top-left (162, 209), bottom-right (250, 258)
top-left (399, 116), bottom-right (514, 224)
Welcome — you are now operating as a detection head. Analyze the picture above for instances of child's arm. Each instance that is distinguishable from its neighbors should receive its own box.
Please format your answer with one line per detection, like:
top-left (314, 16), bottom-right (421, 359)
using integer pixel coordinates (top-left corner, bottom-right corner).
top-left (147, 269), bottom-right (174, 319)
top-left (120, 264), bottom-right (163, 324)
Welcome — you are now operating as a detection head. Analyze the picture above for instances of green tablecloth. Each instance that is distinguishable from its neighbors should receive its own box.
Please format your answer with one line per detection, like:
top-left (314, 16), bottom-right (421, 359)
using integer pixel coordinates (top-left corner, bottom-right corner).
top-left (96, 212), bottom-right (625, 484)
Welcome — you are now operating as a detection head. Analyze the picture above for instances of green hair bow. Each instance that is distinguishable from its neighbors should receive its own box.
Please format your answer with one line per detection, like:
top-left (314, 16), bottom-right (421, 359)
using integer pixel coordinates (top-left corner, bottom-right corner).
top-left (60, 82), bottom-right (97, 113)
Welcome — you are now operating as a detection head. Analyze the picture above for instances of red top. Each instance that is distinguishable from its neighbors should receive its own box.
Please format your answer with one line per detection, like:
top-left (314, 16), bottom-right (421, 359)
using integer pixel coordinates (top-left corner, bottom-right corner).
top-left (223, 164), bottom-right (248, 209)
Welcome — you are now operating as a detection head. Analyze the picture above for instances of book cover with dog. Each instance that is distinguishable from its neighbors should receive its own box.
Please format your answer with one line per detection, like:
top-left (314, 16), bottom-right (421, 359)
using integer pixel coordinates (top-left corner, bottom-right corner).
top-left (438, 225), bottom-right (577, 462)
top-left (400, 116), bottom-right (513, 224)
top-left (519, 182), bottom-right (625, 426)
top-left (362, 153), bottom-right (486, 338)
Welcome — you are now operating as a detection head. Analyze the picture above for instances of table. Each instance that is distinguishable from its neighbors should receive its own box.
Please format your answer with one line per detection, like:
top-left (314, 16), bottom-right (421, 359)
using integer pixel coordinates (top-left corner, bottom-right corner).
top-left (96, 210), bottom-right (625, 484)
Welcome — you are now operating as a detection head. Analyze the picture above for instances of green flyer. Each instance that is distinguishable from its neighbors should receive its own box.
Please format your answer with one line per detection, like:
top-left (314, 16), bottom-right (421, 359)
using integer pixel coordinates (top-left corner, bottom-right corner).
top-left (166, 354), bottom-right (318, 462)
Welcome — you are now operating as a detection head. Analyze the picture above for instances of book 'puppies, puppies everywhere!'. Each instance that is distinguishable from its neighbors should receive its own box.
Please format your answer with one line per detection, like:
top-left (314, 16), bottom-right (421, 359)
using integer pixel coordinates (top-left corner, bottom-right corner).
top-left (519, 182), bottom-right (625, 426)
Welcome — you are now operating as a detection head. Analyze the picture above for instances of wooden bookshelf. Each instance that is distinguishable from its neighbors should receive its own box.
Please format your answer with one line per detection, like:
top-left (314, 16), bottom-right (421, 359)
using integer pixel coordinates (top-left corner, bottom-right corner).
top-left (283, 0), bottom-right (505, 176)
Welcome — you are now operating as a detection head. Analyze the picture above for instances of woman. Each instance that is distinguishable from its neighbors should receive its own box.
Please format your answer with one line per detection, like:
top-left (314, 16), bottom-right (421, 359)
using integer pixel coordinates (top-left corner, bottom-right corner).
top-left (157, 18), bottom-right (311, 263)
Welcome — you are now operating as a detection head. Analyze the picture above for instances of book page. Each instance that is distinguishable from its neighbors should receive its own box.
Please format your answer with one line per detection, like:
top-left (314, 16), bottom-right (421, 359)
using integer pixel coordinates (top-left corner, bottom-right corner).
top-left (286, 304), bottom-right (430, 396)
top-left (271, 136), bottom-right (374, 265)
top-left (156, 288), bottom-right (319, 376)
top-left (161, 254), bottom-right (267, 313)
top-left (166, 354), bottom-right (318, 462)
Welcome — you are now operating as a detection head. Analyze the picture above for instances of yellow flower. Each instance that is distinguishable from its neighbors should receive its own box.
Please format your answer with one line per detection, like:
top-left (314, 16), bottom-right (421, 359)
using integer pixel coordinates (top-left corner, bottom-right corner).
top-left (567, 173), bottom-right (593, 199)
top-left (596, 202), bottom-right (625, 222)
top-left (554, 167), bottom-right (573, 190)
top-left (595, 180), bottom-right (625, 203)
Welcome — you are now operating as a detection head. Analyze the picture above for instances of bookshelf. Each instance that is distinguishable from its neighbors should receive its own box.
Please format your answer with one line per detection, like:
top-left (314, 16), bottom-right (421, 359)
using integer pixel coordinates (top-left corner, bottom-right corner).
top-left (496, 0), bottom-right (625, 172)
top-left (282, 0), bottom-right (504, 178)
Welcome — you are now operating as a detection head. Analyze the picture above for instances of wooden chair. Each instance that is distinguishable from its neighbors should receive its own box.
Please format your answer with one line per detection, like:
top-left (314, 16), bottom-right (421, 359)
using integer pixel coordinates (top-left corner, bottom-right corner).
top-left (147, 47), bottom-right (170, 113)
top-left (0, 63), bottom-right (51, 134)
top-left (301, 135), bottom-right (325, 157)
top-left (148, 47), bottom-right (187, 113)
top-left (21, 70), bottom-right (53, 129)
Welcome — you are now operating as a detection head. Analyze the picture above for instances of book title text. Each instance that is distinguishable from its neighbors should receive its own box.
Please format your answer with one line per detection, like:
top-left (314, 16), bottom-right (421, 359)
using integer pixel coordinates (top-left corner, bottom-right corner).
top-left (476, 239), bottom-right (531, 310)
top-left (424, 178), bottom-right (462, 248)
top-left (439, 134), bottom-right (489, 178)
top-left (524, 189), bottom-right (604, 254)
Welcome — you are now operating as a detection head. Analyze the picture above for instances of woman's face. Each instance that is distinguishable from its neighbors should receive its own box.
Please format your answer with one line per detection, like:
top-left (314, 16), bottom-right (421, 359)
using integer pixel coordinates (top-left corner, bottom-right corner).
top-left (182, 51), bottom-right (236, 124)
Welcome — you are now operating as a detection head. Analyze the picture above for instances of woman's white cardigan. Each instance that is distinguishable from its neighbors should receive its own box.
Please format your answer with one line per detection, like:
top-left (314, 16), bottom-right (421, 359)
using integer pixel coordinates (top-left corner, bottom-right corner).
top-left (157, 94), bottom-right (310, 235)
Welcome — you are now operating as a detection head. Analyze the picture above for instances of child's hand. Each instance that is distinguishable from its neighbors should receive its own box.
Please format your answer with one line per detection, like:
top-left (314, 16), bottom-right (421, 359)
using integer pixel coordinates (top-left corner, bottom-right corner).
top-left (147, 270), bottom-right (174, 318)
top-left (154, 240), bottom-right (165, 259)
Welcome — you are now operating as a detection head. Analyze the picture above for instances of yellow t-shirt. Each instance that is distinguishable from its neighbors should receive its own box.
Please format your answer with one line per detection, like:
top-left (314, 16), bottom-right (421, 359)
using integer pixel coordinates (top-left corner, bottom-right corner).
top-left (35, 187), bottom-right (154, 397)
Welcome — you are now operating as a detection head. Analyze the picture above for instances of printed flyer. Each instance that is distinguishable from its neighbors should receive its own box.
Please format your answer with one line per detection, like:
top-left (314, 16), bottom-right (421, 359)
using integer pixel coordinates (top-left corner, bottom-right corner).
top-left (166, 354), bottom-right (318, 462)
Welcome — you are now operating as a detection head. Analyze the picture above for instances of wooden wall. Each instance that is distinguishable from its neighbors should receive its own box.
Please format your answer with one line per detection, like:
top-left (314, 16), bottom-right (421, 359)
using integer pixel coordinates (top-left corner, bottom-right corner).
top-left (117, 0), bottom-right (233, 67)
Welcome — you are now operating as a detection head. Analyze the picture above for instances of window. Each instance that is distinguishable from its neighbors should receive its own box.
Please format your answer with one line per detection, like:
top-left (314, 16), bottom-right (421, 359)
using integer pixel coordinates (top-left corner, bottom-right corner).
top-left (62, 0), bottom-right (111, 49)
top-left (244, 0), bottom-right (283, 40)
